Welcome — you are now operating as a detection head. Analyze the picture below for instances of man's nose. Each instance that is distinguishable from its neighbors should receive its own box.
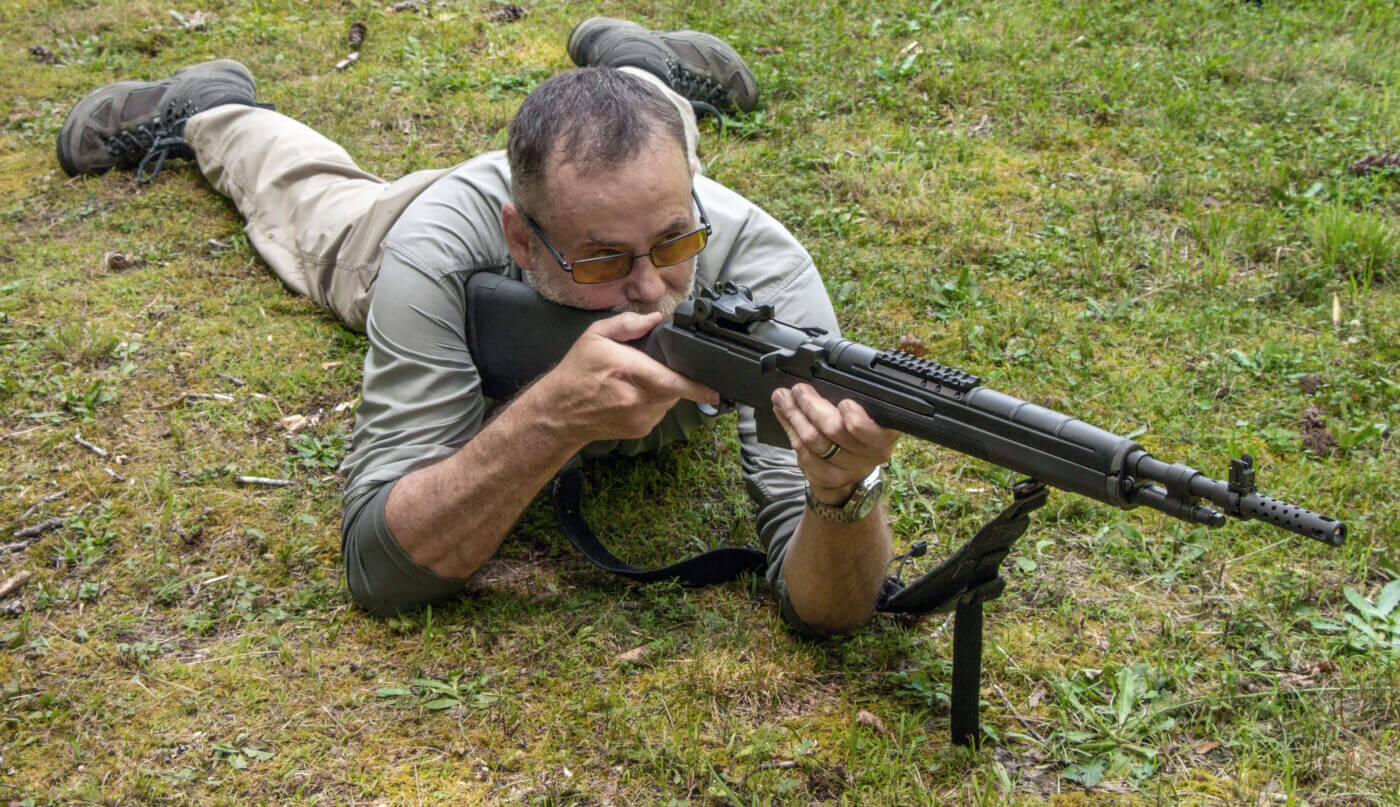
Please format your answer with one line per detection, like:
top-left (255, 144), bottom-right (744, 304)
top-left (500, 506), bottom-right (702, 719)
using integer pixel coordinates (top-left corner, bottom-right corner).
top-left (624, 255), bottom-right (667, 305)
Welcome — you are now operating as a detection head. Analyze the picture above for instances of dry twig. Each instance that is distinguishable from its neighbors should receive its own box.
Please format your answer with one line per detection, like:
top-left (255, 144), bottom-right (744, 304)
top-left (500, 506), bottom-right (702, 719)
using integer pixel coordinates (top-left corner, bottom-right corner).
top-left (19, 491), bottom-right (65, 522)
top-left (74, 431), bottom-right (109, 458)
top-left (235, 476), bottom-right (293, 488)
top-left (0, 571), bottom-right (31, 600)
top-left (155, 391), bottom-right (235, 409)
top-left (993, 682), bottom-right (1047, 744)
top-left (13, 517), bottom-right (64, 540)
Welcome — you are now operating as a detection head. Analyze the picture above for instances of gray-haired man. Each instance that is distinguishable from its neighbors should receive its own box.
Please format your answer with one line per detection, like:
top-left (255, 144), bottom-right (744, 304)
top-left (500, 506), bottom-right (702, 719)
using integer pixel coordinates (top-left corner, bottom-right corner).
top-left (57, 19), bottom-right (898, 637)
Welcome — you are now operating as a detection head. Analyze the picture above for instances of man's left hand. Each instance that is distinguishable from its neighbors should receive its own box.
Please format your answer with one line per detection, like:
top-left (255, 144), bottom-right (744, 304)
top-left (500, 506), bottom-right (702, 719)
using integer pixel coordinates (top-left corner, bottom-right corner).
top-left (771, 383), bottom-right (899, 505)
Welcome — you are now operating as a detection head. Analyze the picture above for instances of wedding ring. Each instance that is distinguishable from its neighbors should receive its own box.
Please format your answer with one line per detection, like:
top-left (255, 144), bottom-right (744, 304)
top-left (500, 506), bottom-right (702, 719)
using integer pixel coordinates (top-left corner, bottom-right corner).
top-left (819, 442), bottom-right (842, 461)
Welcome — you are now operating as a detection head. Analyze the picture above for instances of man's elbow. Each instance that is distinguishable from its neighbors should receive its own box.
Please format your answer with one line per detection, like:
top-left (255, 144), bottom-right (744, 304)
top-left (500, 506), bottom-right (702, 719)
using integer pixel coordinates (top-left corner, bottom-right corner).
top-left (341, 482), bottom-right (468, 618)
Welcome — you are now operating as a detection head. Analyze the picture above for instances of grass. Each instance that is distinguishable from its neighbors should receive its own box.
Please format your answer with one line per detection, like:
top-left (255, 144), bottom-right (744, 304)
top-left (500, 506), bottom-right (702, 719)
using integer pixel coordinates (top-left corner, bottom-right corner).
top-left (1, 0), bottom-right (1399, 803)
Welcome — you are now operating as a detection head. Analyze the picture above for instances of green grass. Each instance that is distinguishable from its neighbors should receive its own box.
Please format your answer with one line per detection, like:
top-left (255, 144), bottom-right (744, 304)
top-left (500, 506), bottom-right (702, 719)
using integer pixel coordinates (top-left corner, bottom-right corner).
top-left (2, 0), bottom-right (1399, 803)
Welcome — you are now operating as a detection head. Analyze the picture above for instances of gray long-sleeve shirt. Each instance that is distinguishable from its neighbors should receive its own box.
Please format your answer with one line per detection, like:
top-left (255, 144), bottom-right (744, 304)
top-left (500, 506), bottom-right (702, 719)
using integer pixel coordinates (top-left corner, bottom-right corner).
top-left (340, 151), bottom-right (838, 619)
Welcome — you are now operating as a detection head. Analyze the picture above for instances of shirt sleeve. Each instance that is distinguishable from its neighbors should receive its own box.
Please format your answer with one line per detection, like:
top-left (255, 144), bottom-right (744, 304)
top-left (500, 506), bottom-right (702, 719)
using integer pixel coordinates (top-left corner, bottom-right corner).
top-left (339, 247), bottom-right (486, 615)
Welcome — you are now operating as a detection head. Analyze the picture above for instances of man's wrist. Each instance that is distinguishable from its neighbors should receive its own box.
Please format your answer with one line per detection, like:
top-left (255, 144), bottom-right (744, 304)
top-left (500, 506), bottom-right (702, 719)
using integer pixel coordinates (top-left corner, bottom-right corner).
top-left (804, 467), bottom-right (884, 523)
top-left (514, 374), bottom-right (590, 456)
top-left (809, 482), bottom-right (856, 507)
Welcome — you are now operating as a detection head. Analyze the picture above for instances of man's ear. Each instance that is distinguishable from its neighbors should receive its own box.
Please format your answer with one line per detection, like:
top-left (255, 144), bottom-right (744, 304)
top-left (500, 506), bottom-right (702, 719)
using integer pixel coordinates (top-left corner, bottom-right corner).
top-left (689, 155), bottom-right (701, 178)
top-left (501, 202), bottom-right (533, 272)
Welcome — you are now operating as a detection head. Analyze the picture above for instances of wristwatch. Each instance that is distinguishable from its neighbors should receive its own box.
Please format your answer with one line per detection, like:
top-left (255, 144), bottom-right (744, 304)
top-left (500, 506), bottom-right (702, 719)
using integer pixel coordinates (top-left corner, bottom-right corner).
top-left (804, 467), bottom-right (884, 524)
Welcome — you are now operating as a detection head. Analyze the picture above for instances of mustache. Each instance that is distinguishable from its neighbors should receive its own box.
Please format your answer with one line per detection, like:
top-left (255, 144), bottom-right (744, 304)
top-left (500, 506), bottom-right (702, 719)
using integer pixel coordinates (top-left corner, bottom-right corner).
top-left (610, 289), bottom-right (688, 317)
top-left (609, 274), bottom-right (697, 318)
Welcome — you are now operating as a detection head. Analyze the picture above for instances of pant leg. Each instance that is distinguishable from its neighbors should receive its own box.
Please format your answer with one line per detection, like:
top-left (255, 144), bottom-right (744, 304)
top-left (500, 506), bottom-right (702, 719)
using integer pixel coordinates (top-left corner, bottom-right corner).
top-left (184, 105), bottom-right (449, 332)
top-left (618, 66), bottom-right (702, 172)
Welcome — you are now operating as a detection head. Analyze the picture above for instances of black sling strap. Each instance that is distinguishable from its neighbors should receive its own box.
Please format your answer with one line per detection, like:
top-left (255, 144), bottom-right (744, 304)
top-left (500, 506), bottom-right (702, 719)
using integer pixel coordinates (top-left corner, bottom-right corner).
top-left (552, 467), bottom-right (767, 586)
top-left (550, 465), bottom-right (1049, 747)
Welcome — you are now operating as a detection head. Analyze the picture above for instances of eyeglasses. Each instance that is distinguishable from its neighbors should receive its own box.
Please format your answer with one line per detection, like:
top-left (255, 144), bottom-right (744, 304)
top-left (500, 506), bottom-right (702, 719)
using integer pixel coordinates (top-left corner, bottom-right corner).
top-left (524, 189), bottom-right (712, 284)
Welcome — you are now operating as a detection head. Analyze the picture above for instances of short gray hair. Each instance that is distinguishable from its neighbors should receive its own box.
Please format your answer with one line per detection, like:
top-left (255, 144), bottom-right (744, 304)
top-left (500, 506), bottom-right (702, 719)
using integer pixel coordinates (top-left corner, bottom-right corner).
top-left (507, 68), bottom-right (688, 218)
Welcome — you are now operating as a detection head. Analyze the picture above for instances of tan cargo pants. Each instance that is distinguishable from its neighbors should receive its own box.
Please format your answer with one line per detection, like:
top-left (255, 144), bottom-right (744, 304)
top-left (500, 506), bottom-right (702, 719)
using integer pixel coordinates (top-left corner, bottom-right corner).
top-left (183, 67), bottom-right (701, 333)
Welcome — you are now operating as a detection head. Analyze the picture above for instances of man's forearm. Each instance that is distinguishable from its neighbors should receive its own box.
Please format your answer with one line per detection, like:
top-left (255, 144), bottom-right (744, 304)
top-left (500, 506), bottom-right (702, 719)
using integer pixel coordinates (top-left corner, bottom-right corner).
top-left (780, 503), bottom-right (891, 636)
top-left (383, 382), bottom-right (586, 579)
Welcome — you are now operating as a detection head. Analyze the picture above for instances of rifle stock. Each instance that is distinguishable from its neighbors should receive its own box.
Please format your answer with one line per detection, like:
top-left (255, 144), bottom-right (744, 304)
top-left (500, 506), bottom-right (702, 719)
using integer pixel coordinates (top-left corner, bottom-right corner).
top-left (465, 272), bottom-right (1345, 548)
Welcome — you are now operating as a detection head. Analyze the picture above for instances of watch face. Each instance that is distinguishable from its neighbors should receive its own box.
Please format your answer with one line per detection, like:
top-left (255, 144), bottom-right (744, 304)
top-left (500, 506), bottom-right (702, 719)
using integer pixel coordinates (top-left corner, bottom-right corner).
top-left (850, 474), bottom-right (883, 520)
top-left (845, 468), bottom-right (884, 521)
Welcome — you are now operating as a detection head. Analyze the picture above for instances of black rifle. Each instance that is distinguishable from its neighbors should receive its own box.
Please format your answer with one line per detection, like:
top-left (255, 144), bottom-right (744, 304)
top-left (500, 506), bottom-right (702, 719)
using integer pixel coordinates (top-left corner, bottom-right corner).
top-left (465, 272), bottom-right (1346, 743)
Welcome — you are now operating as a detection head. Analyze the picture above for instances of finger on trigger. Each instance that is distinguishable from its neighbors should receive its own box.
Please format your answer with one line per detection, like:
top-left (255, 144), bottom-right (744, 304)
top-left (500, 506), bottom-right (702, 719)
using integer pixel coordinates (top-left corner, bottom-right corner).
top-left (652, 365), bottom-right (719, 406)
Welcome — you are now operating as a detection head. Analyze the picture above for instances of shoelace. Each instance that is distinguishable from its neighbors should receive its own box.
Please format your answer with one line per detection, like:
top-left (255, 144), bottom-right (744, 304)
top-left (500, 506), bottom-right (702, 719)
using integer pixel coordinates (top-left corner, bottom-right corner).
top-left (670, 65), bottom-right (728, 118)
top-left (103, 100), bottom-right (198, 184)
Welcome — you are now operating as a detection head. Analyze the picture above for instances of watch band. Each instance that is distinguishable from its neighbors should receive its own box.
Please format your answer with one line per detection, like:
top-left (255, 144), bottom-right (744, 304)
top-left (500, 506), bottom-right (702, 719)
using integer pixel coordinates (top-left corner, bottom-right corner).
top-left (804, 467), bottom-right (884, 524)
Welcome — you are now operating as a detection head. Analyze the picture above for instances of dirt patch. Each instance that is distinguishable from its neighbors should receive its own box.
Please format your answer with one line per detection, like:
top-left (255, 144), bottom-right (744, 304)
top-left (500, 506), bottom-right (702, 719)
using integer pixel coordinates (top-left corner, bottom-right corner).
top-left (1300, 405), bottom-right (1339, 456)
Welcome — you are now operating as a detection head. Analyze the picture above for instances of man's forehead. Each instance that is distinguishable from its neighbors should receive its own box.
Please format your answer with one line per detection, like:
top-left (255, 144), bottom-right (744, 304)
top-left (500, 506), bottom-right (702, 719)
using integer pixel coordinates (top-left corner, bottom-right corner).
top-left (542, 137), bottom-right (690, 201)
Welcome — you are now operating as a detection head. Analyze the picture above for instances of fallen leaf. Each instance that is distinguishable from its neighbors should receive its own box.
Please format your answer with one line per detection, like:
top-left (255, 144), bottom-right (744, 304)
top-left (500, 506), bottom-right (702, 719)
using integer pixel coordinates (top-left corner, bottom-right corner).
top-left (320, 361), bottom-right (343, 370)
top-left (102, 251), bottom-right (145, 272)
top-left (280, 414), bottom-right (310, 434)
top-left (1193, 739), bottom-right (1221, 755)
top-left (615, 645), bottom-right (649, 664)
top-left (855, 710), bottom-right (887, 735)
top-left (896, 333), bottom-right (926, 357)
top-left (485, 5), bottom-right (526, 23)
top-left (169, 9), bottom-right (209, 31)
top-left (1349, 152), bottom-right (1400, 176)
top-left (28, 44), bottom-right (58, 64)
top-left (1276, 672), bottom-right (1316, 689)
top-left (336, 52), bottom-right (360, 71)
top-left (1027, 686), bottom-right (1048, 708)
top-left (966, 114), bottom-right (993, 136)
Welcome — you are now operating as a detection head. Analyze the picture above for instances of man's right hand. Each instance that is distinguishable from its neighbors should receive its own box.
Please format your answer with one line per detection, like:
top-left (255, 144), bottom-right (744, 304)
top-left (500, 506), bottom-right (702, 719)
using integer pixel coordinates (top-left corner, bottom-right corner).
top-left (528, 311), bottom-right (720, 446)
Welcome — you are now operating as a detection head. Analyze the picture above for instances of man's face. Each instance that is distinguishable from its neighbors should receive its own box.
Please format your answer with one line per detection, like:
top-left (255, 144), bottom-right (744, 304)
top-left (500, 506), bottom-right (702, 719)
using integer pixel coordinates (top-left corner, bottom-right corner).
top-left (521, 135), bottom-right (698, 316)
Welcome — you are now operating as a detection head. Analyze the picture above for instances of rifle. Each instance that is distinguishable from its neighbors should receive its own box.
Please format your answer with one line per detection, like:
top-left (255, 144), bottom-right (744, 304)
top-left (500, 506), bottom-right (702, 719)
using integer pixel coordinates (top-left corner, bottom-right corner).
top-left (464, 272), bottom-right (1346, 743)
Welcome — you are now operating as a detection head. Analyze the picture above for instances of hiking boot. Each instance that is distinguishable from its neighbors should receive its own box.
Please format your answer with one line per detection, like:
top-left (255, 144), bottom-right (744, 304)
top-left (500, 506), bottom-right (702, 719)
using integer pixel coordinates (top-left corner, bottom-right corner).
top-left (567, 17), bottom-right (758, 116)
top-left (57, 59), bottom-right (259, 183)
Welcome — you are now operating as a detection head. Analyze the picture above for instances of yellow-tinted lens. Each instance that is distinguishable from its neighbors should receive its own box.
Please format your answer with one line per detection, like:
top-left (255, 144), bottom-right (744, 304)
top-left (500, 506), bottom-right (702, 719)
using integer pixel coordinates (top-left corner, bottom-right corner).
top-left (571, 254), bottom-right (634, 284)
top-left (650, 228), bottom-right (708, 267)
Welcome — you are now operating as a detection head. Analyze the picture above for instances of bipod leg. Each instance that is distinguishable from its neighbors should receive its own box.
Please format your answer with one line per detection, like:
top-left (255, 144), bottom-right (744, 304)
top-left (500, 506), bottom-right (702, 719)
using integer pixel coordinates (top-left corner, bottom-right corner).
top-left (950, 596), bottom-right (984, 747)
top-left (873, 478), bottom-right (1047, 748)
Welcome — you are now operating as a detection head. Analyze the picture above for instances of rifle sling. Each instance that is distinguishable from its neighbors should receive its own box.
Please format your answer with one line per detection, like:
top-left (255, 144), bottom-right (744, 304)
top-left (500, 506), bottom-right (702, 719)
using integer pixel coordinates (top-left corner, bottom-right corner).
top-left (552, 466), bottom-right (767, 586)
top-left (551, 466), bottom-right (1047, 615)
top-left (551, 467), bottom-right (1048, 749)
